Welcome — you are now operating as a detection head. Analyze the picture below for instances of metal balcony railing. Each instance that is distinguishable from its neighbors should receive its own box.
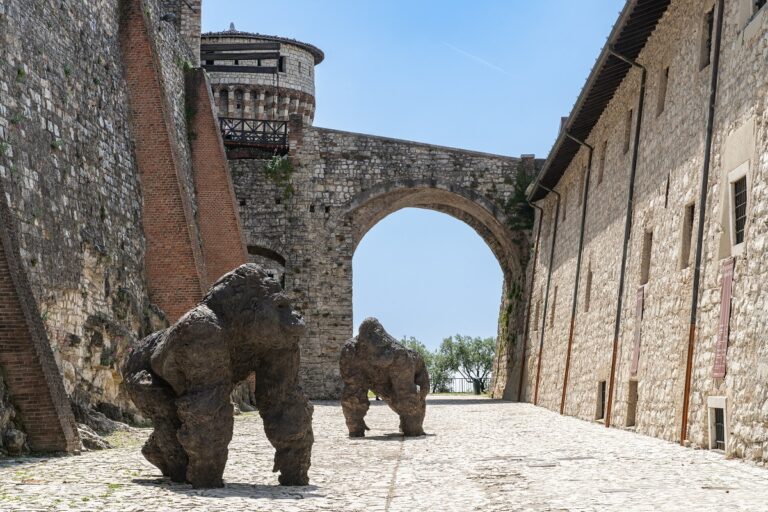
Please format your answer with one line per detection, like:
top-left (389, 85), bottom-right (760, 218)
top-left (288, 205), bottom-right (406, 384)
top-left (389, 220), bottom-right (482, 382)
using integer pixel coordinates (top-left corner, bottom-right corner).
top-left (219, 117), bottom-right (288, 151)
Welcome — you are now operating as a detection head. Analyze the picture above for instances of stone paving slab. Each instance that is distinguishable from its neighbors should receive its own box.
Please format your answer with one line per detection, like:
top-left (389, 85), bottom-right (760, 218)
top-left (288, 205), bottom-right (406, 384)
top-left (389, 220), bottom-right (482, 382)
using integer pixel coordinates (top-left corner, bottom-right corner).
top-left (1, 395), bottom-right (767, 511)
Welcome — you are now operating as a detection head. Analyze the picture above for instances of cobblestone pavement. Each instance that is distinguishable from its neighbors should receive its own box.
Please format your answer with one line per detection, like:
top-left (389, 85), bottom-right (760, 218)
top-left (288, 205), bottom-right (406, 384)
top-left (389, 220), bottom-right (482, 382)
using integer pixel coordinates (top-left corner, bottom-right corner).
top-left (1, 395), bottom-right (767, 511)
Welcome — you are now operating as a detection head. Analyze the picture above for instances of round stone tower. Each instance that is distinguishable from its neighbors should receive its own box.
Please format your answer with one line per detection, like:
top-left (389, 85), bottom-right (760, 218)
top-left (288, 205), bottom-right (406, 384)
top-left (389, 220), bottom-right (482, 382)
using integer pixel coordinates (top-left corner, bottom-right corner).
top-left (201, 24), bottom-right (324, 125)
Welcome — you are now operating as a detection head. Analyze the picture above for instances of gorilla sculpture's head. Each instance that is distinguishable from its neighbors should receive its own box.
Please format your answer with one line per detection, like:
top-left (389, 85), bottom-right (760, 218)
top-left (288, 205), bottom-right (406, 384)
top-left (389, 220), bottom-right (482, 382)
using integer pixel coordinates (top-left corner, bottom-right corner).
top-left (203, 264), bottom-right (305, 346)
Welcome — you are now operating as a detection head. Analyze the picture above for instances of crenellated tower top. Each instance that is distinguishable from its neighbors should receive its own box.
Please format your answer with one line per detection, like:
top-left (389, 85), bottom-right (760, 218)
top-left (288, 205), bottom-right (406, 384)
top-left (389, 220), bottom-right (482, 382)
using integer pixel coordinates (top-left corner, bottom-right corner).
top-left (201, 24), bottom-right (324, 126)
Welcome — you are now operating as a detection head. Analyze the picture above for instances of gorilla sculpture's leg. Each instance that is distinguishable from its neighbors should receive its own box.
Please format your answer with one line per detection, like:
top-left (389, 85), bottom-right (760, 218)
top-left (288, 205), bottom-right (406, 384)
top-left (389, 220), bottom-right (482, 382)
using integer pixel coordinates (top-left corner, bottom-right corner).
top-left (175, 385), bottom-right (233, 488)
top-left (341, 380), bottom-right (370, 437)
top-left (389, 378), bottom-right (426, 436)
top-left (254, 349), bottom-right (314, 486)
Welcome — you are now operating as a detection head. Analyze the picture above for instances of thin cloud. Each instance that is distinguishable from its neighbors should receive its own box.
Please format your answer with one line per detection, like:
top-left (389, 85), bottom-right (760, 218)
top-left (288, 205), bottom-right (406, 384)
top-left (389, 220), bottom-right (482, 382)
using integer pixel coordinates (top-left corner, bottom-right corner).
top-left (442, 42), bottom-right (515, 78)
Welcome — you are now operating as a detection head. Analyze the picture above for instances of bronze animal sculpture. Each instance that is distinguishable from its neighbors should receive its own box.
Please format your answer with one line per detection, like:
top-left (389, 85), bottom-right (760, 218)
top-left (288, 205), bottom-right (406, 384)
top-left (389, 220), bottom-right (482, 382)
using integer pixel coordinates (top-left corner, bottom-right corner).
top-left (340, 318), bottom-right (429, 437)
top-left (122, 264), bottom-right (313, 488)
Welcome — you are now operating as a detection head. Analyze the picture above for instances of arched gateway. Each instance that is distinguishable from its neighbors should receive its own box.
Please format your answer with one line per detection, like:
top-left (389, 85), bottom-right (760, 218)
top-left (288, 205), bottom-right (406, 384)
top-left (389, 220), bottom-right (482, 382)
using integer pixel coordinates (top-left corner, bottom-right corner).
top-left (231, 124), bottom-right (537, 398)
top-left (201, 27), bottom-right (538, 398)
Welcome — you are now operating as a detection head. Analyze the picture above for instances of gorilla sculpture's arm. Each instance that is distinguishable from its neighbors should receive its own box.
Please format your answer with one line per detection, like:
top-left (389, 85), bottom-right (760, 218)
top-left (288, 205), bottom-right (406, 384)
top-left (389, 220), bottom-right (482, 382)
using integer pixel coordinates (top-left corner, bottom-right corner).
top-left (415, 356), bottom-right (430, 401)
top-left (340, 346), bottom-right (371, 437)
top-left (153, 309), bottom-right (234, 489)
top-left (253, 348), bottom-right (314, 486)
top-left (122, 332), bottom-right (188, 482)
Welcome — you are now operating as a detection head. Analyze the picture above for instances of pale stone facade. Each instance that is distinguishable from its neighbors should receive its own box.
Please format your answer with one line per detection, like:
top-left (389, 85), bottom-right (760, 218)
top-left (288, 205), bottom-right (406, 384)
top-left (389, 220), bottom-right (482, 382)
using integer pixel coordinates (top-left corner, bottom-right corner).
top-left (518, 0), bottom-right (768, 464)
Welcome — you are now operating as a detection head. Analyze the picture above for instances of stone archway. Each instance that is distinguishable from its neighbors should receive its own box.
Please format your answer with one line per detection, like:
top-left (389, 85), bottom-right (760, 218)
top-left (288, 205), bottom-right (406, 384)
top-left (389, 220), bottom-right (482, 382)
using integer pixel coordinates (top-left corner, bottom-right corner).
top-left (230, 126), bottom-right (537, 399)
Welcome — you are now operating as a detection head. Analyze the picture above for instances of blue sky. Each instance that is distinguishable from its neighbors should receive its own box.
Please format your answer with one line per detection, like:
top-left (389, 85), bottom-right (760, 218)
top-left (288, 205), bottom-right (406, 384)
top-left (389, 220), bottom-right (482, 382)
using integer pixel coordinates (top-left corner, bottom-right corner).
top-left (203, 1), bottom-right (624, 351)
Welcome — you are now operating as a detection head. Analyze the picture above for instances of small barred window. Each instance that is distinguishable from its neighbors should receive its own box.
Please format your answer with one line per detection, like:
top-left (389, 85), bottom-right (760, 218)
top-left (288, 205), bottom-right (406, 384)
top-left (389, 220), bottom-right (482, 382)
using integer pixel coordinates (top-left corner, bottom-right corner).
top-left (733, 177), bottom-right (747, 245)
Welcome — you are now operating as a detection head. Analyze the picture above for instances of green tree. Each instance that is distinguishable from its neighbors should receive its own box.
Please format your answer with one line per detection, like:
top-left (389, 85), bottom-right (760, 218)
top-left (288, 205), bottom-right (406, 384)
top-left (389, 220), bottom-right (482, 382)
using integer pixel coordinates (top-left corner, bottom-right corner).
top-left (440, 335), bottom-right (495, 394)
top-left (428, 351), bottom-right (453, 393)
top-left (400, 336), bottom-right (451, 393)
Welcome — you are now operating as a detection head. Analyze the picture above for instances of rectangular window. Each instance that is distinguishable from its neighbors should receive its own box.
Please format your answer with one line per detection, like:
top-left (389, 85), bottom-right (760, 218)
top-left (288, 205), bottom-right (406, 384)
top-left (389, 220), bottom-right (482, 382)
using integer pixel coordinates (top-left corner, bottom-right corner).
top-left (626, 380), bottom-right (638, 427)
top-left (624, 109), bottom-right (633, 154)
top-left (550, 286), bottom-right (558, 328)
top-left (680, 203), bottom-right (695, 269)
top-left (598, 140), bottom-right (607, 185)
top-left (278, 56), bottom-right (286, 72)
top-left (584, 266), bottom-right (593, 312)
top-left (657, 66), bottom-right (669, 116)
top-left (664, 174), bottom-right (670, 208)
top-left (733, 176), bottom-right (747, 245)
top-left (700, 8), bottom-right (714, 70)
top-left (714, 408), bottom-right (726, 449)
top-left (640, 230), bottom-right (653, 285)
top-left (596, 380), bottom-right (607, 420)
top-left (707, 396), bottom-right (727, 450)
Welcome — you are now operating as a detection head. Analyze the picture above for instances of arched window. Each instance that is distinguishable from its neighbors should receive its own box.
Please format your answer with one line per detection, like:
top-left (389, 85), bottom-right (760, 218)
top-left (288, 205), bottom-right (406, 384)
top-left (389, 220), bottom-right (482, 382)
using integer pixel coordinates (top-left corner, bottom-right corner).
top-left (235, 89), bottom-right (244, 117)
top-left (220, 89), bottom-right (229, 116)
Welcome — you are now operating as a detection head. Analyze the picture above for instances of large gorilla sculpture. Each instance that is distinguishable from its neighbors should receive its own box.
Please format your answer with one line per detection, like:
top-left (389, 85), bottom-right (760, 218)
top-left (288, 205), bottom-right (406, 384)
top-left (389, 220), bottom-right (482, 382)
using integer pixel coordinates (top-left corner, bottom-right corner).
top-left (122, 264), bottom-right (313, 488)
top-left (340, 318), bottom-right (429, 437)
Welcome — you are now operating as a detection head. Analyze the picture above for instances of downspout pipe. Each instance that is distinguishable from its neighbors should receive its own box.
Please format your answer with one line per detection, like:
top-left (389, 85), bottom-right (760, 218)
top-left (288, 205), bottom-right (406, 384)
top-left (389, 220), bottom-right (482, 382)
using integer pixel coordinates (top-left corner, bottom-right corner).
top-left (517, 200), bottom-right (545, 402)
top-left (533, 183), bottom-right (560, 406)
top-left (560, 133), bottom-right (593, 415)
top-left (681, 0), bottom-right (724, 445)
top-left (605, 48), bottom-right (646, 428)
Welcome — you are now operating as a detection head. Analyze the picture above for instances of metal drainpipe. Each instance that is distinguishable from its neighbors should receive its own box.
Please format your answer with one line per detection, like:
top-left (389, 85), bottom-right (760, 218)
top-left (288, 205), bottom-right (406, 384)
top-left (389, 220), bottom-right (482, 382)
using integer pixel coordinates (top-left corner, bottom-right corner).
top-left (681, 0), bottom-right (724, 445)
top-left (517, 201), bottom-right (545, 402)
top-left (533, 183), bottom-right (561, 406)
top-left (560, 134), bottom-right (593, 415)
top-left (605, 48), bottom-right (646, 428)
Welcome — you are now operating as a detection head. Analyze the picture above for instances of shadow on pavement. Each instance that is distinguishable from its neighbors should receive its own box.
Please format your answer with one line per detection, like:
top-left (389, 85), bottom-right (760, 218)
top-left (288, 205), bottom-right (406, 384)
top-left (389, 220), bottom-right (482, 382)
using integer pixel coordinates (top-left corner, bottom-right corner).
top-left (426, 398), bottom-right (500, 406)
top-left (0, 454), bottom-right (66, 469)
top-left (357, 433), bottom-right (435, 441)
top-left (132, 478), bottom-right (322, 499)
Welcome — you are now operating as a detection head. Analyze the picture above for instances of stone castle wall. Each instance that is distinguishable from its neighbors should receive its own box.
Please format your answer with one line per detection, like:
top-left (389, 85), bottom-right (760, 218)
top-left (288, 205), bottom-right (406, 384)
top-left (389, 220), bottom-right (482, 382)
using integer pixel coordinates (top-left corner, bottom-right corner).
top-left (0, 0), bottom-right (151, 421)
top-left (0, 0), bottom-right (209, 428)
top-left (522, 0), bottom-right (768, 463)
top-left (231, 123), bottom-right (533, 398)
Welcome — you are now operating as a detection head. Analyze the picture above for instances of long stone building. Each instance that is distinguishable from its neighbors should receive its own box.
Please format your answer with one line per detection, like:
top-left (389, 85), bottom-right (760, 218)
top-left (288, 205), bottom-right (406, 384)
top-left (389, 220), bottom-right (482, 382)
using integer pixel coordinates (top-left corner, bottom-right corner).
top-left (513, 0), bottom-right (768, 463)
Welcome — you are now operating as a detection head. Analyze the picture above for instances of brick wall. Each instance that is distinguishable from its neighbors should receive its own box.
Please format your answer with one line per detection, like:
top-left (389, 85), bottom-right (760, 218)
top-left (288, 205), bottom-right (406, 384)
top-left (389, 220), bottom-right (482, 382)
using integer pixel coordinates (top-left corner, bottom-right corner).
top-left (0, 179), bottom-right (79, 453)
top-left (119, 0), bottom-right (206, 321)
top-left (185, 69), bottom-right (248, 283)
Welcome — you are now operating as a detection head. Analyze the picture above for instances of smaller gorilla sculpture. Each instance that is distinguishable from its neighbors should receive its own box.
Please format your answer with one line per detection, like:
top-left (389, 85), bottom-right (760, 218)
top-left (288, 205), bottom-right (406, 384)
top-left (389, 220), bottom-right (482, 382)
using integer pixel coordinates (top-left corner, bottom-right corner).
top-left (122, 264), bottom-right (313, 488)
top-left (340, 318), bottom-right (429, 437)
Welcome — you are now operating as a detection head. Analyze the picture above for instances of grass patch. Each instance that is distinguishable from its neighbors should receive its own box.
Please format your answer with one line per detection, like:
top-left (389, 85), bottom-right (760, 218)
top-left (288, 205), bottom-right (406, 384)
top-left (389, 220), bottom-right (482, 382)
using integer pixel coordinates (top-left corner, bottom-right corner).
top-left (103, 430), bottom-right (146, 449)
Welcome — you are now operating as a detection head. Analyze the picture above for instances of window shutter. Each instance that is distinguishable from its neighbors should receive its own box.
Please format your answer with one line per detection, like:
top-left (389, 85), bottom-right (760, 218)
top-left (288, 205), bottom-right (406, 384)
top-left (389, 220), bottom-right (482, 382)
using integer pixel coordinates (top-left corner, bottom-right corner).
top-left (712, 257), bottom-right (735, 378)
top-left (630, 285), bottom-right (644, 375)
